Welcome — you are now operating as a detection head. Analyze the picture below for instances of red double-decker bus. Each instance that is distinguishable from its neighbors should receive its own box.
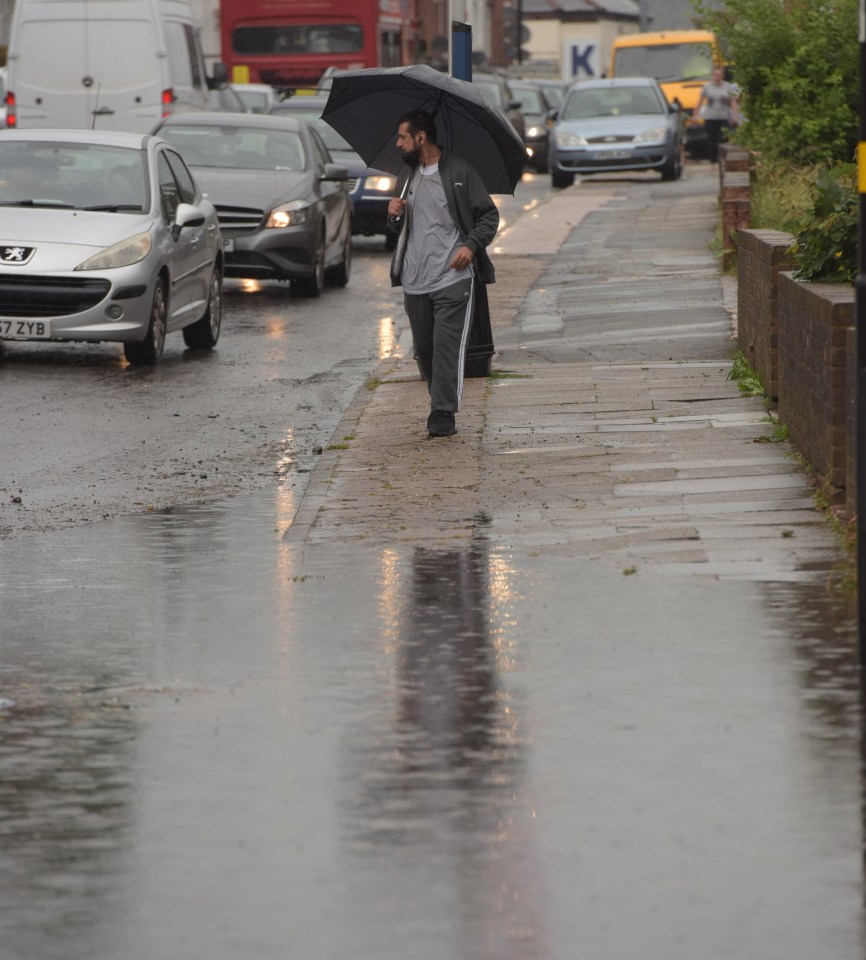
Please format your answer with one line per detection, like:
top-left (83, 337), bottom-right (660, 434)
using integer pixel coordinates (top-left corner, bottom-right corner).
top-left (221, 0), bottom-right (418, 89)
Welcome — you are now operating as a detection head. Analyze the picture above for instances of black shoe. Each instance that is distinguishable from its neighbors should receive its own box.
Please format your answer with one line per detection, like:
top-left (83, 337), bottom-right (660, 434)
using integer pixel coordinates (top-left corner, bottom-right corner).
top-left (427, 411), bottom-right (456, 437)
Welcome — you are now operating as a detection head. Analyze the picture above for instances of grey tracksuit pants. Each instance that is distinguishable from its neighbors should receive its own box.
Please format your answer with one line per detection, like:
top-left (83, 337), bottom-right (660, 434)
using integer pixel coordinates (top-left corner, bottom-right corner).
top-left (403, 277), bottom-right (475, 414)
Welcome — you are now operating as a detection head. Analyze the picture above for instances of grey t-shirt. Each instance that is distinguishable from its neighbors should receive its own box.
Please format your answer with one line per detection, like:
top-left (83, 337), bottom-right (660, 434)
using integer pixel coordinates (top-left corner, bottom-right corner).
top-left (699, 81), bottom-right (737, 121)
top-left (401, 163), bottom-right (472, 295)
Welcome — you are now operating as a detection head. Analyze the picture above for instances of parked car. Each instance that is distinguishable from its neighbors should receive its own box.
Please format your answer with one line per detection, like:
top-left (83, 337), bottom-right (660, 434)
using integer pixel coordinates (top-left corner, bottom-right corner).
top-left (208, 84), bottom-right (252, 113)
top-left (152, 112), bottom-right (352, 296)
top-left (233, 82), bottom-right (282, 114)
top-left (0, 128), bottom-right (223, 365)
top-left (471, 72), bottom-right (526, 144)
top-left (509, 79), bottom-right (555, 172)
top-left (549, 77), bottom-right (684, 188)
top-left (269, 96), bottom-right (397, 249)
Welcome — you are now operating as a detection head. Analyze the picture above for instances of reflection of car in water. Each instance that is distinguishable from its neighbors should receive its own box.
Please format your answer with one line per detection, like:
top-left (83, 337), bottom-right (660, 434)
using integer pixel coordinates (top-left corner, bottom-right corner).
top-left (153, 112), bottom-right (352, 297)
top-left (0, 129), bottom-right (223, 365)
top-left (609, 30), bottom-right (720, 157)
top-left (269, 96), bottom-right (397, 249)
top-left (549, 77), bottom-right (685, 187)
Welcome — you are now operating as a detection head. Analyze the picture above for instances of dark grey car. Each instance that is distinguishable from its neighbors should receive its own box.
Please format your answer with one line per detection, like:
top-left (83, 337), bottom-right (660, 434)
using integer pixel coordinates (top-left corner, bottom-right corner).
top-left (152, 113), bottom-right (352, 297)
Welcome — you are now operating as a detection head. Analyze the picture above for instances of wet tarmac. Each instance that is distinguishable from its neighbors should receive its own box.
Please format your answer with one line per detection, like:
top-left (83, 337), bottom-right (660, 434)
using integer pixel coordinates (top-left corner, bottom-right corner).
top-left (0, 488), bottom-right (862, 959)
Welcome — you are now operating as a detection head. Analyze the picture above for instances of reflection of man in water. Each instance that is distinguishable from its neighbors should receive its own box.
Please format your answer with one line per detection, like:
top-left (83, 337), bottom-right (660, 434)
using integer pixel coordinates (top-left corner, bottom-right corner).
top-left (341, 545), bottom-right (547, 957)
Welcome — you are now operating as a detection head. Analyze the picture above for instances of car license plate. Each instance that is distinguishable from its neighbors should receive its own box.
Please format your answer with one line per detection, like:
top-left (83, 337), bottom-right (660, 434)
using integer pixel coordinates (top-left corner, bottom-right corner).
top-left (596, 150), bottom-right (632, 160)
top-left (222, 238), bottom-right (235, 253)
top-left (0, 319), bottom-right (51, 339)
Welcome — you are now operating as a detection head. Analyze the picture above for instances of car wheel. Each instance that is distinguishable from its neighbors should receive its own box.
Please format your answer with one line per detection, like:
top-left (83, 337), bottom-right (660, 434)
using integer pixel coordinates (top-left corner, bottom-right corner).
top-left (295, 227), bottom-right (325, 298)
top-left (661, 144), bottom-right (684, 181)
top-left (551, 167), bottom-right (574, 189)
top-left (183, 266), bottom-right (222, 349)
top-left (124, 278), bottom-right (167, 366)
top-left (325, 230), bottom-right (351, 288)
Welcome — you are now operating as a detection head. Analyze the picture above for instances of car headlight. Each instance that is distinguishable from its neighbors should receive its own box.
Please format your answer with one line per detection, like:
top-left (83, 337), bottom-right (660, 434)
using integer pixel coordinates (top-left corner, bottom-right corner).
top-left (634, 125), bottom-right (668, 144)
top-left (266, 199), bottom-right (311, 229)
top-left (367, 175), bottom-right (396, 193)
top-left (75, 231), bottom-right (152, 271)
top-left (555, 131), bottom-right (588, 148)
top-left (526, 125), bottom-right (543, 139)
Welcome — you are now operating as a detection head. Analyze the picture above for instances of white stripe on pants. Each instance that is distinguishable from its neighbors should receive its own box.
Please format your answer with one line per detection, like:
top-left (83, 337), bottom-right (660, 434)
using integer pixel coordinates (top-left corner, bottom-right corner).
top-left (403, 277), bottom-right (475, 413)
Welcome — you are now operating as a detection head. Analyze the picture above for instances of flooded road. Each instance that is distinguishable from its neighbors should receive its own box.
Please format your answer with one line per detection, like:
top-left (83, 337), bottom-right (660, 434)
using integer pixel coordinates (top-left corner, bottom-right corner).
top-left (0, 487), bottom-right (861, 959)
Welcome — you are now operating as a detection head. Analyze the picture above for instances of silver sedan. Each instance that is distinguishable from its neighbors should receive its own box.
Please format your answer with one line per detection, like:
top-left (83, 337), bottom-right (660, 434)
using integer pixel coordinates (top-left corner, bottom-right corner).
top-left (0, 129), bottom-right (223, 365)
top-left (549, 77), bottom-right (685, 187)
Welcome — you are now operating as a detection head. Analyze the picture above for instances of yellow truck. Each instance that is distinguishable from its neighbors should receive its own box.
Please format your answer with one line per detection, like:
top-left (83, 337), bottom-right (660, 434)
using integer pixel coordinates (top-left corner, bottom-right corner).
top-left (609, 30), bottom-right (720, 157)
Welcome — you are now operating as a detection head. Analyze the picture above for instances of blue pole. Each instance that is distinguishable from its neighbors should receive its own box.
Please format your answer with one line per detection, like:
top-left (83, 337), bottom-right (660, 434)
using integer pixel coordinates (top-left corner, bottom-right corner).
top-left (452, 21), bottom-right (472, 81)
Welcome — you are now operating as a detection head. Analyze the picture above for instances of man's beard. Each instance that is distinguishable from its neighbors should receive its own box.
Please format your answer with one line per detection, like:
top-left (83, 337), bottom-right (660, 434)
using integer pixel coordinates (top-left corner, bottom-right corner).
top-left (401, 148), bottom-right (420, 168)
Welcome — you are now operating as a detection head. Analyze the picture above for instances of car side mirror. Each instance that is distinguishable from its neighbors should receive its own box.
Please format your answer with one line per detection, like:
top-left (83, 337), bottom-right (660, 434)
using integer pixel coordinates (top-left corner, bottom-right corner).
top-left (509, 99), bottom-right (522, 110)
top-left (669, 102), bottom-right (680, 113)
top-left (173, 202), bottom-right (205, 239)
top-left (320, 163), bottom-right (348, 181)
top-left (546, 108), bottom-right (559, 122)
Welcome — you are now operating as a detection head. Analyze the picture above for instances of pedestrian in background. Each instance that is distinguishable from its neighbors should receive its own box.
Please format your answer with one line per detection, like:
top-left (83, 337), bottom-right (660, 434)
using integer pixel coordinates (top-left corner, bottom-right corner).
top-left (696, 64), bottom-right (740, 163)
top-left (387, 111), bottom-right (499, 438)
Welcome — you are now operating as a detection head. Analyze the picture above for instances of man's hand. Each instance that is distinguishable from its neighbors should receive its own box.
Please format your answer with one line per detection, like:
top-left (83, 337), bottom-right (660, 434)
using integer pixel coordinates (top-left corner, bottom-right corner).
top-left (388, 198), bottom-right (406, 218)
top-left (450, 245), bottom-right (474, 270)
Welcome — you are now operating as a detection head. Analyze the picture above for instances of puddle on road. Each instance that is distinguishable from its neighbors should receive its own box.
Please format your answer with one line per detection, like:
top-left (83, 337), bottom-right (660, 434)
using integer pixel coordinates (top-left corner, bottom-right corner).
top-left (0, 490), bottom-right (863, 959)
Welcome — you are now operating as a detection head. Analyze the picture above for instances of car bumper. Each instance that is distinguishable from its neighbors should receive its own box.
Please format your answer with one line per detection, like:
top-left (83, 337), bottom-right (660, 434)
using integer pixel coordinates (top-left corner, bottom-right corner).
top-left (552, 143), bottom-right (673, 176)
top-left (348, 176), bottom-right (392, 237)
top-left (0, 267), bottom-right (155, 342)
top-left (220, 223), bottom-right (319, 281)
top-left (524, 134), bottom-right (549, 168)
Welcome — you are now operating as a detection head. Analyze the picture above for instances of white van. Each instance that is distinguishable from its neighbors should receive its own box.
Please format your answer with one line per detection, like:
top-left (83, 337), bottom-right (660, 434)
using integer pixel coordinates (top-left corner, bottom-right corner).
top-left (5, 0), bottom-right (227, 132)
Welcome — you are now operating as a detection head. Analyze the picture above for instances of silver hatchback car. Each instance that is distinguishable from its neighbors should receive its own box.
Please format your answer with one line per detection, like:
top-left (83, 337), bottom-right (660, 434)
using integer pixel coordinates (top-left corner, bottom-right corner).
top-left (0, 129), bottom-right (223, 365)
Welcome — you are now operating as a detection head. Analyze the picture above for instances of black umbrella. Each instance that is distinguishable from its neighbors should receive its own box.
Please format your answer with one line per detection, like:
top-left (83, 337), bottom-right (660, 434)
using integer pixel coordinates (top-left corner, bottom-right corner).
top-left (321, 64), bottom-right (527, 195)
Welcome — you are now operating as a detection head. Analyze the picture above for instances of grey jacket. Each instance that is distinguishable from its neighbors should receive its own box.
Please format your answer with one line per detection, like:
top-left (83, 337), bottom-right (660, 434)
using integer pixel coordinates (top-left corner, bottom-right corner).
top-left (389, 152), bottom-right (499, 287)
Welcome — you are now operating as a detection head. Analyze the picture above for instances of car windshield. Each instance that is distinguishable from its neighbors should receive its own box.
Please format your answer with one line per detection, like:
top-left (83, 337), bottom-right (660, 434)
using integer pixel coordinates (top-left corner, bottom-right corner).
top-left (614, 42), bottom-right (714, 82)
top-left (0, 141), bottom-right (147, 211)
top-left (542, 86), bottom-right (563, 108)
top-left (561, 86), bottom-right (663, 120)
top-left (271, 109), bottom-right (352, 152)
top-left (159, 125), bottom-right (307, 171)
top-left (512, 86), bottom-right (546, 114)
top-left (473, 80), bottom-right (505, 108)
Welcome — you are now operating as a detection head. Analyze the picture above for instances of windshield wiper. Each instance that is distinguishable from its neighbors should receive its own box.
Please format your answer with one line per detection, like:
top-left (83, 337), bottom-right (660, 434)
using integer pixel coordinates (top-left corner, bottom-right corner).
top-left (0, 198), bottom-right (75, 208)
top-left (82, 204), bottom-right (145, 212)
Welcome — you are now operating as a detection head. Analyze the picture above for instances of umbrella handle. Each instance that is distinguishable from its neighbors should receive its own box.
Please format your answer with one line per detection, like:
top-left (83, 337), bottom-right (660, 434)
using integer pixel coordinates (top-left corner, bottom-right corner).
top-left (389, 172), bottom-right (413, 227)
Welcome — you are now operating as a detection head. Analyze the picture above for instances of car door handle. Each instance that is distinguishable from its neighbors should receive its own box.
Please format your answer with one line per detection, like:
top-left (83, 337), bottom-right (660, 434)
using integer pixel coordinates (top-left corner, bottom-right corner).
top-left (92, 107), bottom-right (114, 116)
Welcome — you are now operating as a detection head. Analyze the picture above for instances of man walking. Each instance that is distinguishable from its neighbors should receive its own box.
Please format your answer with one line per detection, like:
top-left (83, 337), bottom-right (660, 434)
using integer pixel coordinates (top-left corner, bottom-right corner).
top-left (387, 111), bottom-right (499, 437)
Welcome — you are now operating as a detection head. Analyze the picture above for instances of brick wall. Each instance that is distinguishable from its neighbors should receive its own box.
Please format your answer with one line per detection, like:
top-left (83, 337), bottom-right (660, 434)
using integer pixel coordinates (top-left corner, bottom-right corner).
top-left (719, 146), bottom-right (751, 271)
top-left (846, 327), bottom-right (857, 518)
top-left (777, 273), bottom-right (855, 500)
top-left (736, 230), bottom-right (796, 401)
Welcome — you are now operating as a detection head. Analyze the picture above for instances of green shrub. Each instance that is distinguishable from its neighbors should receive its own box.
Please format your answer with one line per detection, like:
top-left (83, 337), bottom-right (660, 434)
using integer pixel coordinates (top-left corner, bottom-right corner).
top-left (789, 163), bottom-right (857, 284)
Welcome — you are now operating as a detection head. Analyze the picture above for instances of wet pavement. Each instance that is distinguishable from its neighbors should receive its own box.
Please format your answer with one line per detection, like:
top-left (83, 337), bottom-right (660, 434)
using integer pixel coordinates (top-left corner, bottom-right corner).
top-left (1, 164), bottom-right (863, 959)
